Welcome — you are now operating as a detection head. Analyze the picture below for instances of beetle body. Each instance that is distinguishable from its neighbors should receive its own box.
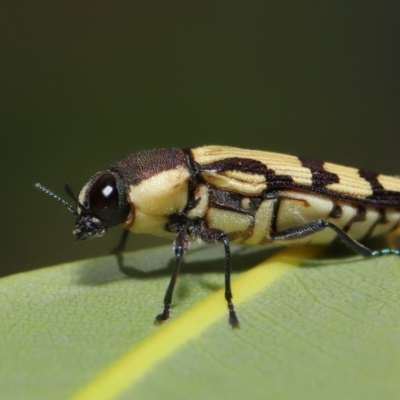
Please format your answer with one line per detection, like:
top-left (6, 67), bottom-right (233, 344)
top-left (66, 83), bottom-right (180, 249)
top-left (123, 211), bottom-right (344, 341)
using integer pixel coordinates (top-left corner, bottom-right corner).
top-left (35, 145), bottom-right (400, 327)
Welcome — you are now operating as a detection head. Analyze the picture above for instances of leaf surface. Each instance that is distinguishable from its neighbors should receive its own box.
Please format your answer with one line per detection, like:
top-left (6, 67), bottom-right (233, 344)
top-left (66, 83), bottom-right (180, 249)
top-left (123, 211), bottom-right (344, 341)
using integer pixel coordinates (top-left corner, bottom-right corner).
top-left (1, 244), bottom-right (400, 400)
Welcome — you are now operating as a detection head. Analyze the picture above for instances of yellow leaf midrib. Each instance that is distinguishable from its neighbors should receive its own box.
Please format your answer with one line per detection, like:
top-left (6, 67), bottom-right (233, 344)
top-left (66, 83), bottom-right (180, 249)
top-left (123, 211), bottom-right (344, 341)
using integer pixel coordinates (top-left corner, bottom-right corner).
top-left (70, 246), bottom-right (319, 400)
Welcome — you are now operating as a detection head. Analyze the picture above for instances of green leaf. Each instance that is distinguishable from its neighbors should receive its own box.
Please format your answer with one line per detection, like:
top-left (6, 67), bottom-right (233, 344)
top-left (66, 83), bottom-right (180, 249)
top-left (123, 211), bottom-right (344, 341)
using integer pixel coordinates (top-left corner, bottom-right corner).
top-left (1, 244), bottom-right (400, 400)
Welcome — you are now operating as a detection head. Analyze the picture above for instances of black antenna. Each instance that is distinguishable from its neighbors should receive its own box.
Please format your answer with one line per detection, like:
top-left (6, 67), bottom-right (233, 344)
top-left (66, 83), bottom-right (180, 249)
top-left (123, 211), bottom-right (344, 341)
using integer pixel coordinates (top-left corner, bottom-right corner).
top-left (34, 183), bottom-right (77, 216)
top-left (64, 183), bottom-right (88, 213)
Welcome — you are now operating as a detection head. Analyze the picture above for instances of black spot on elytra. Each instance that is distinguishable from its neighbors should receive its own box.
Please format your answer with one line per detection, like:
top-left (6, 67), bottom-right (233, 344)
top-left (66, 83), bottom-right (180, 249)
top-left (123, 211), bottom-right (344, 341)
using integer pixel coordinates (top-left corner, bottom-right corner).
top-left (359, 169), bottom-right (400, 206)
top-left (358, 170), bottom-right (384, 191)
top-left (198, 157), bottom-right (295, 186)
top-left (195, 152), bottom-right (400, 207)
top-left (299, 157), bottom-right (339, 188)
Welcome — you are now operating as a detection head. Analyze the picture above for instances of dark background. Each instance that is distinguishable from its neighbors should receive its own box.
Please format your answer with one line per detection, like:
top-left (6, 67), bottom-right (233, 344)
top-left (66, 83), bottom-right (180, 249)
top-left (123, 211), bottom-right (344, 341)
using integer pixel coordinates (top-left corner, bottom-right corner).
top-left (2, 2), bottom-right (400, 277)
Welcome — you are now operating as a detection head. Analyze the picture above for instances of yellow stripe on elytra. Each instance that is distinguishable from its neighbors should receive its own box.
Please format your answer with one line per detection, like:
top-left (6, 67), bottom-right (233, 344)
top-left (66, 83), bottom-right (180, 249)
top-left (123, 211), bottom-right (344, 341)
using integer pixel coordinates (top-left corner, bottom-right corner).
top-left (70, 246), bottom-right (320, 400)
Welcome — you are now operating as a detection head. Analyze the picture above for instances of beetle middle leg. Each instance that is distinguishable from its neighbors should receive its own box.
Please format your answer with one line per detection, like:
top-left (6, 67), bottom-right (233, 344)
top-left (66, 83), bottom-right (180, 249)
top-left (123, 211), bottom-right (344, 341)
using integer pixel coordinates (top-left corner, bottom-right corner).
top-left (191, 223), bottom-right (239, 328)
top-left (161, 214), bottom-right (239, 327)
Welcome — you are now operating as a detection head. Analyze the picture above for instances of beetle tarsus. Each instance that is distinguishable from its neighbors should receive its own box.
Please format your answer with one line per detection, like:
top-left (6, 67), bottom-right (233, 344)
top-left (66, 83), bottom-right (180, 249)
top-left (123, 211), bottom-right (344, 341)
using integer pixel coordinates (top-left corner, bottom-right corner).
top-left (155, 307), bottom-right (171, 324)
top-left (228, 304), bottom-right (240, 328)
top-left (371, 248), bottom-right (400, 257)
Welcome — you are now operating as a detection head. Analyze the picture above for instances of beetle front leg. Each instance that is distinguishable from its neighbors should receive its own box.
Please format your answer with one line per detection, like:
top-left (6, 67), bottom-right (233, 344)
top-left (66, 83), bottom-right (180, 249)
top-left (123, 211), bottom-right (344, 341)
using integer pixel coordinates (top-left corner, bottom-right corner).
top-left (111, 228), bottom-right (131, 255)
top-left (155, 230), bottom-right (189, 324)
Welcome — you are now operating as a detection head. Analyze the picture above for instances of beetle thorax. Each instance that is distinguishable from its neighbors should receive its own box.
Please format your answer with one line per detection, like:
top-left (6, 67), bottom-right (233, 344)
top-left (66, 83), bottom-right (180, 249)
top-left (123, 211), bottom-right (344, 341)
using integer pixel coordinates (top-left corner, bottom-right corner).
top-left (128, 166), bottom-right (191, 236)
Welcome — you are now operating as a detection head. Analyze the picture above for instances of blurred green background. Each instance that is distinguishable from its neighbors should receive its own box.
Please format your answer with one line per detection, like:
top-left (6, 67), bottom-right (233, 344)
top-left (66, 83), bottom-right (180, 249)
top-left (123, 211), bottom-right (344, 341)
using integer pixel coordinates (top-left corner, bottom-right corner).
top-left (1, 2), bottom-right (400, 277)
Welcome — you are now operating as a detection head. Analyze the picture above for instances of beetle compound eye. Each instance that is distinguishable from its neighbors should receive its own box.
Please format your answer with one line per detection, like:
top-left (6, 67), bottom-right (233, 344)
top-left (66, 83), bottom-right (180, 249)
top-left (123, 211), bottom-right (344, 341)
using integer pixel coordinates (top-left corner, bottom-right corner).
top-left (88, 173), bottom-right (130, 227)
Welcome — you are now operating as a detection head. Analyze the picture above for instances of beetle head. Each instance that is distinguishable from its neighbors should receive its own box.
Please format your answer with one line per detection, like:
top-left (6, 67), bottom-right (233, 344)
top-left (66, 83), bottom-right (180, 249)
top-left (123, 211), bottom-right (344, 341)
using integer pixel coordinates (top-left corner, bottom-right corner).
top-left (35, 171), bottom-right (131, 241)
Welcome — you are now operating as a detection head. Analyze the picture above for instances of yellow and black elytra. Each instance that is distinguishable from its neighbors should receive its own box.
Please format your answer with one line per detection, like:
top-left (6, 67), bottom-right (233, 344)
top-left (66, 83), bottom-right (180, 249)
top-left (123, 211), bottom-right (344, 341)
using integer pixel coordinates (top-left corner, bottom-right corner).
top-left (35, 145), bottom-right (400, 327)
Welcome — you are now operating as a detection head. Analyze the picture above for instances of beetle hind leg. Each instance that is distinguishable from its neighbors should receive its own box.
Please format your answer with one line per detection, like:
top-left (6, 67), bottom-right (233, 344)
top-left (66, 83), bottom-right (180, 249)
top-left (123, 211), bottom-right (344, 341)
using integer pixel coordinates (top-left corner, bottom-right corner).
top-left (272, 219), bottom-right (400, 257)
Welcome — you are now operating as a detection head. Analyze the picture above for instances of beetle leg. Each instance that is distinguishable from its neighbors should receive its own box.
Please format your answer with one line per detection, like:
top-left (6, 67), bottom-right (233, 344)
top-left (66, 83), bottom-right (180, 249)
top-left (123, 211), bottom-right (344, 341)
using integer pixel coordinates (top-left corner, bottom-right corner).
top-left (110, 228), bottom-right (131, 254)
top-left (155, 230), bottom-right (189, 324)
top-left (195, 227), bottom-right (239, 328)
top-left (272, 219), bottom-right (400, 257)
